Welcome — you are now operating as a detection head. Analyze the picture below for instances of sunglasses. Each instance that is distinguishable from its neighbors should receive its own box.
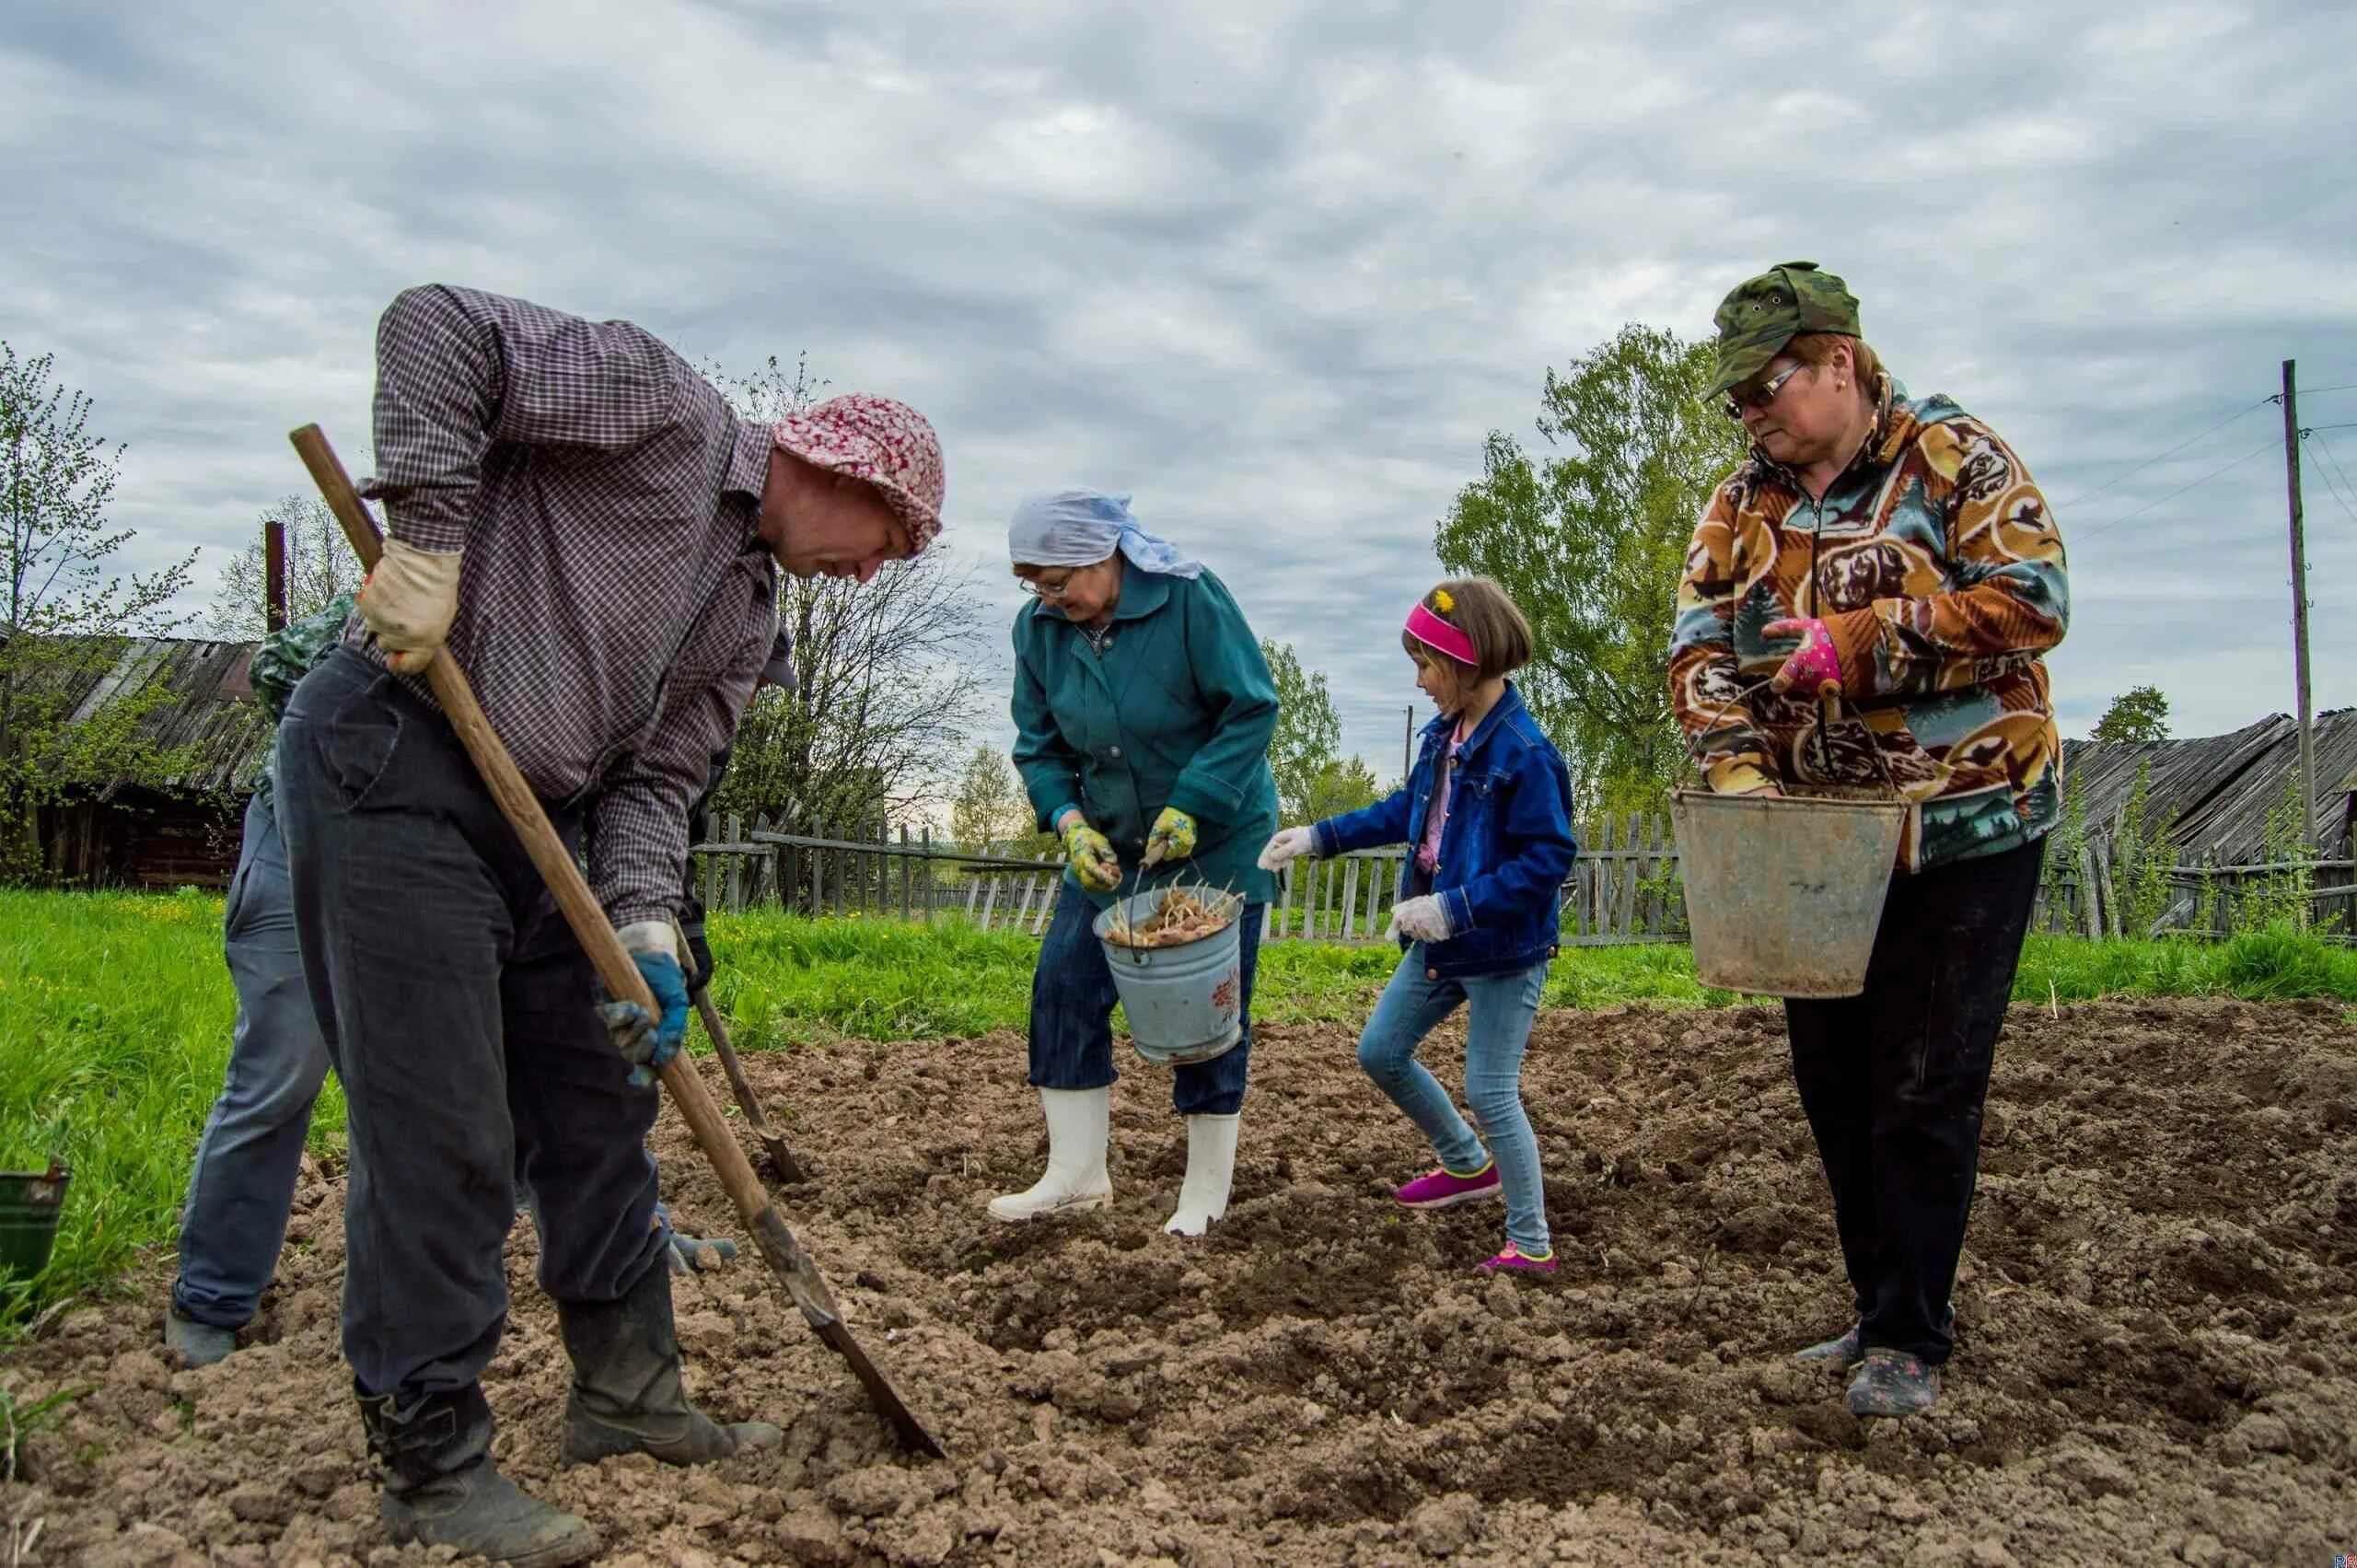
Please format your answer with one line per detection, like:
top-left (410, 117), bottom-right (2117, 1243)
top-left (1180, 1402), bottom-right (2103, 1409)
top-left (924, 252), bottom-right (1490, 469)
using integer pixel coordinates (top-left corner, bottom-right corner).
top-left (1723, 362), bottom-right (1806, 421)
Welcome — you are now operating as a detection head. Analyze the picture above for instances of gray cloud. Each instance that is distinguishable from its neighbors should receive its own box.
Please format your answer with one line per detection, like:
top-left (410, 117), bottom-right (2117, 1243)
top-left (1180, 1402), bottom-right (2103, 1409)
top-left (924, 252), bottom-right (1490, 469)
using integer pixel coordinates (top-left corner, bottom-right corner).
top-left (5, 0), bottom-right (2353, 796)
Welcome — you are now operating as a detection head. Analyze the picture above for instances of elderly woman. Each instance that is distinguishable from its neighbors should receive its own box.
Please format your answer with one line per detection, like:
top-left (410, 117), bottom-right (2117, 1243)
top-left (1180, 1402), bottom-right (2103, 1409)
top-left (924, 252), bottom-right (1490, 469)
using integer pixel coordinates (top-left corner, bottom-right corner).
top-left (1669, 262), bottom-right (2069, 1418)
top-left (993, 489), bottom-right (1280, 1237)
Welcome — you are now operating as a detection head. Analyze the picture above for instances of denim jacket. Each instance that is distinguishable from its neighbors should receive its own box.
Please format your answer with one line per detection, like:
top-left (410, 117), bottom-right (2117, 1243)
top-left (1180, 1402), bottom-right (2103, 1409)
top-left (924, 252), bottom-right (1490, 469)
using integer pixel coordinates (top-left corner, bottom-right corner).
top-left (1312, 683), bottom-right (1576, 979)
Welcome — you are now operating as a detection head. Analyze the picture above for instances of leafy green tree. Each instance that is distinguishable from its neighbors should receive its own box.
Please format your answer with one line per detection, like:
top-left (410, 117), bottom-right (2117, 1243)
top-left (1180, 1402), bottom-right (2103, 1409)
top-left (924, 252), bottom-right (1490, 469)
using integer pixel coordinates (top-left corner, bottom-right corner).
top-left (1260, 639), bottom-right (1345, 822)
top-left (2090, 685), bottom-right (2170, 746)
top-left (949, 743), bottom-right (1028, 853)
top-left (2, 343), bottom-right (196, 872)
top-left (1302, 755), bottom-right (1380, 823)
top-left (1434, 324), bottom-right (1745, 817)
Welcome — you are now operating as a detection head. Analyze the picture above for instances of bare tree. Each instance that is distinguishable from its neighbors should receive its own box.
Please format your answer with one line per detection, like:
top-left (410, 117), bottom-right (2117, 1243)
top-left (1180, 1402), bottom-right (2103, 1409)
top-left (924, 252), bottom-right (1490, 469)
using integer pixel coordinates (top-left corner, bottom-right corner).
top-left (702, 353), bottom-right (991, 830)
top-left (207, 492), bottom-right (366, 638)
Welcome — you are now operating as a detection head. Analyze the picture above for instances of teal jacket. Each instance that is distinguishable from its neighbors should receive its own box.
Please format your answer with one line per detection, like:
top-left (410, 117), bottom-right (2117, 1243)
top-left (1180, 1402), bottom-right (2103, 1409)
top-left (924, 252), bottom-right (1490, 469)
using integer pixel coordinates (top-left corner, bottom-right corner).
top-left (1012, 568), bottom-right (1280, 909)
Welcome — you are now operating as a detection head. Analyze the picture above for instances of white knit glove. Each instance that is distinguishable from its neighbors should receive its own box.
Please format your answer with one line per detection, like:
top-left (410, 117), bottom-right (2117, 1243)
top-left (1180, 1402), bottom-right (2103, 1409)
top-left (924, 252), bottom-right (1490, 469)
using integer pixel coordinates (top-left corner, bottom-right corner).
top-left (1386, 895), bottom-right (1450, 944)
top-left (358, 539), bottom-right (462, 674)
top-left (1257, 827), bottom-right (1316, 872)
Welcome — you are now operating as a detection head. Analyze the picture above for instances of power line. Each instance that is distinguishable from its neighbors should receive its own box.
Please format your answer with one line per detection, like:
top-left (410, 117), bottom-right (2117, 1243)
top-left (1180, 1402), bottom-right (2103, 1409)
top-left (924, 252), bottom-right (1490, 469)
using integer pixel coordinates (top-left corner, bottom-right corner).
top-left (2299, 382), bottom-right (2357, 395)
top-left (2073, 438), bottom-right (2277, 544)
top-left (2308, 430), bottom-right (2357, 529)
top-left (2054, 398), bottom-right (2271, 510)
top-left (2303, 421), bottom-right (2357, 432)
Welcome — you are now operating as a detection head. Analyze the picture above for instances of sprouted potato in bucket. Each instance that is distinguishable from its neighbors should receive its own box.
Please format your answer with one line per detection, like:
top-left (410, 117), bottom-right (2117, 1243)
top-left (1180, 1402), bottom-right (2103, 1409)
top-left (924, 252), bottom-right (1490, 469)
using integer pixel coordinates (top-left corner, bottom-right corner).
top-left (1105, 888), bottom-right (1241, 949)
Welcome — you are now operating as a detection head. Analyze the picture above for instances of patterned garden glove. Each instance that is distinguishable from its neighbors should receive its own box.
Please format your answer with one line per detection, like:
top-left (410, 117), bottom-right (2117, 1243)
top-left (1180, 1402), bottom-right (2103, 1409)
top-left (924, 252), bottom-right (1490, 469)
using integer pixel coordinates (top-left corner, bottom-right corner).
top-left (357, 538), bottom-right (462, 675)
top-left (1762, 618), bottom-right (1842, 698)
top-left (599, 922), bottom-right (691, 1087)
top-left (1142, 807), bottom-right (1198, 869)
top-left (1057, 813), bottom-right (1122, 893)
top-left (1386, 895), bottom-right (1451, 944)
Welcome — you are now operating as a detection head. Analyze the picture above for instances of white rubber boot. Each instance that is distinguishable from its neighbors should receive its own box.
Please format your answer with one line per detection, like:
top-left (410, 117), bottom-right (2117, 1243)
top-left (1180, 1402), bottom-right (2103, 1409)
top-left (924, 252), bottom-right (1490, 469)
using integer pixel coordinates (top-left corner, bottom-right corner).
top-left (1165, 1113), bottom-right (1241, 1237)
top-left (988, 1088), bottom-right (1112, 1222)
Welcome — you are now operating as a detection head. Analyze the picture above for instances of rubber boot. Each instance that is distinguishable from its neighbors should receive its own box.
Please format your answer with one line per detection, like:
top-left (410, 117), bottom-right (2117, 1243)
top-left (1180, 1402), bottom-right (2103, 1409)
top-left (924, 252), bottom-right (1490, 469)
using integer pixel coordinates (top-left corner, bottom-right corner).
top-left (988, 1087), bottom-right (1112, 1222)
top-left (1165, 1112), bottom-right (1240, 1237)
top-left (164, 1309), bottom-right (237, 1368)
top-left (556, 1257), bottom-right (784, 1466)
top-left (359, 1383), bottom-right (598, 1567)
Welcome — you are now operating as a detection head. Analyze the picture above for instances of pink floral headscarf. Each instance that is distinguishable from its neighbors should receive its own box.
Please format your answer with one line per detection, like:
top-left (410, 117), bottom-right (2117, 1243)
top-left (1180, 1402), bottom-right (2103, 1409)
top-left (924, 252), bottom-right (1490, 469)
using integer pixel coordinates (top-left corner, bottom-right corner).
top-left (771, 393), bottom-right (946, 554)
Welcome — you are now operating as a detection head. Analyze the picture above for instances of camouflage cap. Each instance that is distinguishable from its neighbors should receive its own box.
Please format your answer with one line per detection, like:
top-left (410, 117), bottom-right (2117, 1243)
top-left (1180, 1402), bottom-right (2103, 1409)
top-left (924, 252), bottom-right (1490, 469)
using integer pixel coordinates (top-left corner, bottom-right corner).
top-left (1707, 261), bottom-right (1862, 396)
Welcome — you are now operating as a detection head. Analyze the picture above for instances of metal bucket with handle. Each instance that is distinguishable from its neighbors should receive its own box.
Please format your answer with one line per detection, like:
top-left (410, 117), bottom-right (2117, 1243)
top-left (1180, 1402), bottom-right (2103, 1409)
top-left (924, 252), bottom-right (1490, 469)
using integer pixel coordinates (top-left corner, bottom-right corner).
top-left (1092, 885), bottom-right (1245, 1066)
top-left (1674, 679), bottom-right (1908, 999)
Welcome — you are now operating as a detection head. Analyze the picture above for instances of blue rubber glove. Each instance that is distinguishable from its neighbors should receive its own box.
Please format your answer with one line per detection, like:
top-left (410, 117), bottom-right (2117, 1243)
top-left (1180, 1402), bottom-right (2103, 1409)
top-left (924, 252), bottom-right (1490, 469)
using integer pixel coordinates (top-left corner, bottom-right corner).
top-left (601, 923), bottom-right (691, 1087)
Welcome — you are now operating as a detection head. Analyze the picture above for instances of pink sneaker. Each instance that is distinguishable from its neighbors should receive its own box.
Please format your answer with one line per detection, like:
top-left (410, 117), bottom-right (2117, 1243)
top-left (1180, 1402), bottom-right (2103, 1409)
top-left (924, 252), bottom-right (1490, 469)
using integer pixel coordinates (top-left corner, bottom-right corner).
top-left (1395, 1161), bottom-right (1501, 1209)
top-left (1479, 1243), bottom-right (1557, 1276)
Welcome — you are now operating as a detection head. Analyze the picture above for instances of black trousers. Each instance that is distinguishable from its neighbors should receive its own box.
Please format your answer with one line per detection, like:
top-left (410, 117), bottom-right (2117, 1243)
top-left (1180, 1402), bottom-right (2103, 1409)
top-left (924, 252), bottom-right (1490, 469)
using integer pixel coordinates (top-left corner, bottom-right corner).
top-left (1784, 837), bottom-right (2045, 1365)
top-left (276, 649), bottom-right (664, 1399)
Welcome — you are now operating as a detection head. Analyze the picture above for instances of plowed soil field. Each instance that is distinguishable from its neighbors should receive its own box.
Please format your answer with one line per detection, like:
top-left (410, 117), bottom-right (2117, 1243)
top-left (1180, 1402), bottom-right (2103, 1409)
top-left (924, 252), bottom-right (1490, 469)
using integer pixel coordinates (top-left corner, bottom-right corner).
top-left (6, 996), bottom-right (2354, 1565)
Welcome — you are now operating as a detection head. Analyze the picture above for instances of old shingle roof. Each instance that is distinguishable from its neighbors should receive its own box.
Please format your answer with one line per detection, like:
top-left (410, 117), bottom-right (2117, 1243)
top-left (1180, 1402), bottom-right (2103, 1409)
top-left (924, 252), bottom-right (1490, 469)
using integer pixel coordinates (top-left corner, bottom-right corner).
top-left (2063, 708), bottom-right (2357, 862)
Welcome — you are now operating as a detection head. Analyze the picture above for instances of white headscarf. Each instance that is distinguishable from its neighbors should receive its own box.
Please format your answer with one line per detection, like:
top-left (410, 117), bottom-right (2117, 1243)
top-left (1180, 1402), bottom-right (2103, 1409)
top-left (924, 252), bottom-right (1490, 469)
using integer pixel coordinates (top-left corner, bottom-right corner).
top-left (1006, 489), bottom-right (1202, 580)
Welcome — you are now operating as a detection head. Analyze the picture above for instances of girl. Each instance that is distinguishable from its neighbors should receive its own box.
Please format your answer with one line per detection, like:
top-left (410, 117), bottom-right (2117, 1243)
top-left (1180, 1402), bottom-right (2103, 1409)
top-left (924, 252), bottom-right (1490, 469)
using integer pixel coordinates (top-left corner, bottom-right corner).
top-left (1260, 579), bottom-right (1575, 1274)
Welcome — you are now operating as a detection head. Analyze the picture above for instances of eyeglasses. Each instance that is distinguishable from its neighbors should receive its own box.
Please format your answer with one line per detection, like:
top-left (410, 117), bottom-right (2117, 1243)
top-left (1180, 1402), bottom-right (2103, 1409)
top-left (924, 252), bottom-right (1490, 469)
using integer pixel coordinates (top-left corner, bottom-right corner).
top-left (1723, 362), bottom-right (1806, 421)
top-left (1018, 572), bottom-right (1078, 601)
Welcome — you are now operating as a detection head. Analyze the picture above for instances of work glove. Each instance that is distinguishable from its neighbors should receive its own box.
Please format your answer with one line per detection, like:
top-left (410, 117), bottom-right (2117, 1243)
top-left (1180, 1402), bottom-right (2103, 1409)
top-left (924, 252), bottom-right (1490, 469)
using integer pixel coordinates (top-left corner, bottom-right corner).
top-left (1142, 807), bottom-right (1198, 869)
top-left (599, 921), bottom-right (691, 1087)
top-left (655, 1203), bottom-right (739, 1274)
top-left (1056, 809), bottom-right (1122, 893)
top-left (1386, 894), bottom-right (1451, 945)
top-left (1258, 826), bottom-right (1316, 872)
top-left (1761, 617), bottom-right (1842, 698)
top-left (357, 538), bottom-right (463, 675)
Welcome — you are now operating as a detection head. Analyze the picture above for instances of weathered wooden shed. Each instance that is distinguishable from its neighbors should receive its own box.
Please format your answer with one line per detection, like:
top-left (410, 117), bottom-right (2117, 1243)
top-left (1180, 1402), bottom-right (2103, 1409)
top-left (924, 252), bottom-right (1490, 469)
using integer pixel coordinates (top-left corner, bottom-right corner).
top-left (2061, 708), bottom-right (2357, 862)
top-left (28, 634), bottom-right (273, 889)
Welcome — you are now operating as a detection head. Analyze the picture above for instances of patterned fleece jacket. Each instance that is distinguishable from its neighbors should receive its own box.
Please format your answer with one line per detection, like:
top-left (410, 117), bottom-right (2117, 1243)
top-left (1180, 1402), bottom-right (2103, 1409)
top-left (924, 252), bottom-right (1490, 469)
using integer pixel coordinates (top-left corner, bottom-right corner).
top-left (1667, 376), bottom-right (2070, 874)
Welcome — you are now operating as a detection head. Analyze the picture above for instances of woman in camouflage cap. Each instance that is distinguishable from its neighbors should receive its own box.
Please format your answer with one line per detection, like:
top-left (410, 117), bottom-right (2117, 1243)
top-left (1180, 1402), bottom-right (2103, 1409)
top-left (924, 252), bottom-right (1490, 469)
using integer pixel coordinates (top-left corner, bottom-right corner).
top-left (1668, 261), bottom-right (2071, 1420)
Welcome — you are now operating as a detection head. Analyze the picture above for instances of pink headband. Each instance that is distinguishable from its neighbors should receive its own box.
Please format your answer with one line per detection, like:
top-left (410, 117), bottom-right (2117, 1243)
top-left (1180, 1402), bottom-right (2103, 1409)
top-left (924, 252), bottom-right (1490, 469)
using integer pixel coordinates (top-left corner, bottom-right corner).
top-left (1406, 602), bottom-right (1478, 666)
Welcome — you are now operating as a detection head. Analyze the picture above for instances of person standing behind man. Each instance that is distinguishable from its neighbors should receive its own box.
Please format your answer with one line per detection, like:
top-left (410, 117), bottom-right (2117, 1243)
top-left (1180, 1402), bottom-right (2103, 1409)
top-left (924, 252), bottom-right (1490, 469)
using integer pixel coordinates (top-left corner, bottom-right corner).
top-left (275, 284), bottom-right (943, 1566)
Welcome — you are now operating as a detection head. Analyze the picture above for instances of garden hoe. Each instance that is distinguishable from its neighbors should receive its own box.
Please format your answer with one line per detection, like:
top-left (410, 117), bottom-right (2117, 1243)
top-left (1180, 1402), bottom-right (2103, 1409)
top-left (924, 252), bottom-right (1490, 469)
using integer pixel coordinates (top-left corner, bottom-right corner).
top-left (289, 424), bottom-right (945, 1461)
top-left (691, 986), bottom-right (809, 1185)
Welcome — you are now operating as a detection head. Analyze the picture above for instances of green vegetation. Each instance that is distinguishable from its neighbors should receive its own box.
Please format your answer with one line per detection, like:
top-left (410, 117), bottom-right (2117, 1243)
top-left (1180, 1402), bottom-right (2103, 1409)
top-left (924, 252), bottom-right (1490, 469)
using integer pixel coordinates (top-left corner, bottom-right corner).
top-left (4, 886), bottom-right (2353, 1337)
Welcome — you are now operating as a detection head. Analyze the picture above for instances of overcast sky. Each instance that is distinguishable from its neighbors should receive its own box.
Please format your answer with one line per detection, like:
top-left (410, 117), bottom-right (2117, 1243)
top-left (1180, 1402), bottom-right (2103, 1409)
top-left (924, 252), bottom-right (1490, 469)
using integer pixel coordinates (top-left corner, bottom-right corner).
top-left (6, 0), bottom-right (2353, 786)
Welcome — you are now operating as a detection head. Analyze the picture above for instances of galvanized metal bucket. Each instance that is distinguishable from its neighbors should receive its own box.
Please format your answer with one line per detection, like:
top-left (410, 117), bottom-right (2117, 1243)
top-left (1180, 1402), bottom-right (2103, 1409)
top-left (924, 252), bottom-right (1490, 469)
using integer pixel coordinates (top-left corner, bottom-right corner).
top-left (1669, 790), bottom-right (1907, 999)
top-left (1092, 887), bottom-right (1244, 1066)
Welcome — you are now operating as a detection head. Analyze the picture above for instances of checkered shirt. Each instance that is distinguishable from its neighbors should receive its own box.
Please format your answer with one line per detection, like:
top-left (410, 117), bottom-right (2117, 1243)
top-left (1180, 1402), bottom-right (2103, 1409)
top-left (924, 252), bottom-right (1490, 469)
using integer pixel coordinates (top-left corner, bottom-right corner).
top-left (354, 285), bottom-right (778, 926)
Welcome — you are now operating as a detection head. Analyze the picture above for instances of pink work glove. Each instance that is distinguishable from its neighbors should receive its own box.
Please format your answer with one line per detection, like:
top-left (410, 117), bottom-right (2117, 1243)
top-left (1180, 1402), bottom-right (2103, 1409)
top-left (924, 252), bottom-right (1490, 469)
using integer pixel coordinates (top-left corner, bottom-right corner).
top-left (1762, 618), bottom-right (1842, 697)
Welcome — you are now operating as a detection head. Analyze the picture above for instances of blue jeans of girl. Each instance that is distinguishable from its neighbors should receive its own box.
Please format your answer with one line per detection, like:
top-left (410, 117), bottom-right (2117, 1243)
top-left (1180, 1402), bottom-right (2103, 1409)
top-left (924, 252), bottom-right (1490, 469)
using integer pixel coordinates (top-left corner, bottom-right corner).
top-left (1355, 950), bottom-right (1550, 1255)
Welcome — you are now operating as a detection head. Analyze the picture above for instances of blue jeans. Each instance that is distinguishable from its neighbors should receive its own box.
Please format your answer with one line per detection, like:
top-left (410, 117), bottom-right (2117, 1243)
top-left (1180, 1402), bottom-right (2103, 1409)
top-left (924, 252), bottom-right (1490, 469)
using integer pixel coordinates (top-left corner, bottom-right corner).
top-left (1029, 887), bottom-right (1262, 1117)
top-left (1355, 951), bottom-right (1551, 1255)
top-left (172, 791), bottom-right (331, 1330)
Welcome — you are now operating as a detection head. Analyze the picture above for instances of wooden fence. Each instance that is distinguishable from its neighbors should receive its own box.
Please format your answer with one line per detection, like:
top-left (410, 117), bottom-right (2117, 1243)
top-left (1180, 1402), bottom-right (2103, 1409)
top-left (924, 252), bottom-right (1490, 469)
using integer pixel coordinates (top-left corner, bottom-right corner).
top-left (694, 815), bottom-right (2351, 946)
top-left (692, 812), bottom-right (1691, 944)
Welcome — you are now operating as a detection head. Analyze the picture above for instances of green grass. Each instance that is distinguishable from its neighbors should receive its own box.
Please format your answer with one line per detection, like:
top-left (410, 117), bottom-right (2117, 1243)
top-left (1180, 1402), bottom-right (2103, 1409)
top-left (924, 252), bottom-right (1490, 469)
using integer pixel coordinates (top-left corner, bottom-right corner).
top-left (0, 887), bottom-right (346, 1335)
top-left (3, 888), bottom-right (2353, 1335)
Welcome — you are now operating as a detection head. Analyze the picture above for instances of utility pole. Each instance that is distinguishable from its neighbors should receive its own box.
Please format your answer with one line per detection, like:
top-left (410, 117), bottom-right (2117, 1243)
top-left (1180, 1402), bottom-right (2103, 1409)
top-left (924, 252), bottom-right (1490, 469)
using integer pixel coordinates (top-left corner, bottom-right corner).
top-left (2281, 359), bottom-right (2316, 850)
